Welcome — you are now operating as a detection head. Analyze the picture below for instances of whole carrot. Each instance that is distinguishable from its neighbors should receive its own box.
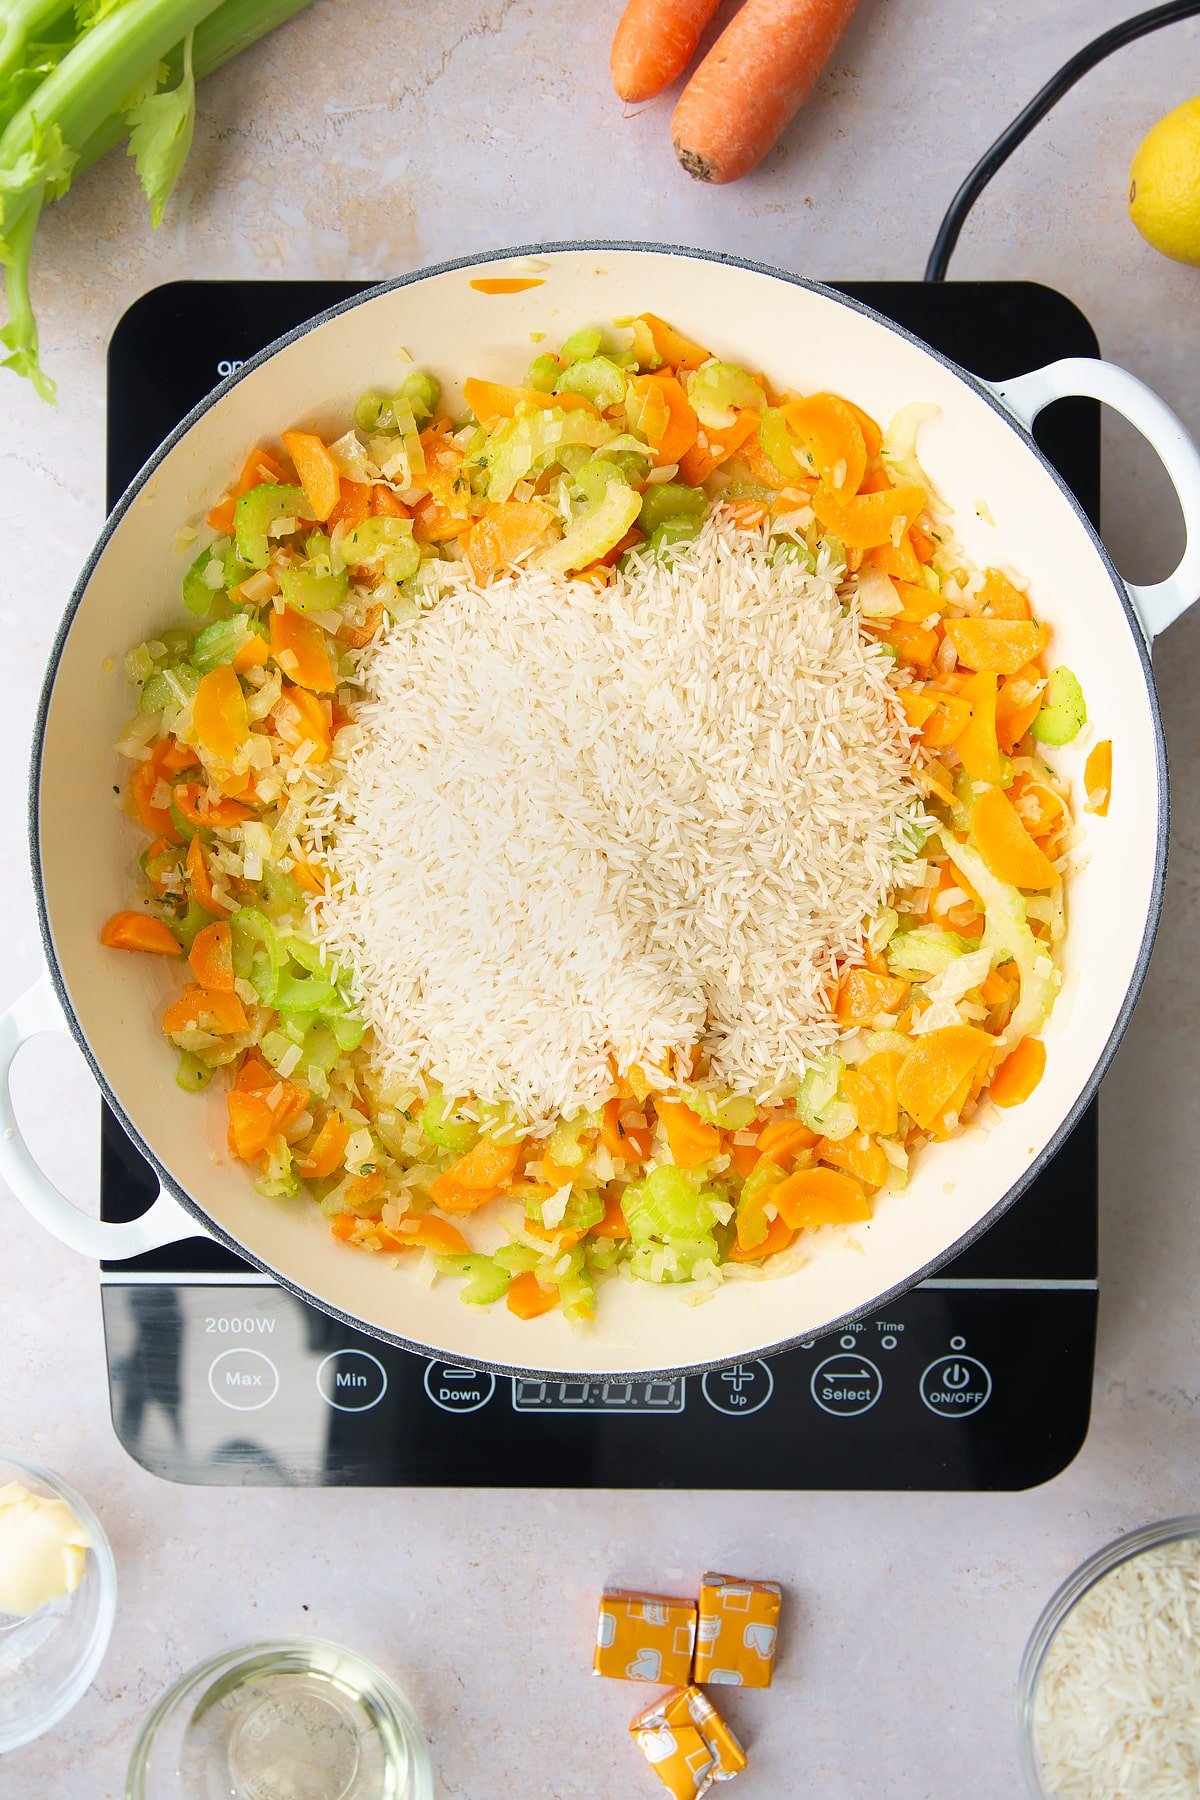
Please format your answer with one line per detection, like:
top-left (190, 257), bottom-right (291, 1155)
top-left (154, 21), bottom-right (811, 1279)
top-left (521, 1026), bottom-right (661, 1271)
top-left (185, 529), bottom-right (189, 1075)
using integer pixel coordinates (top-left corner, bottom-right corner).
top-left (672, 0), bottom-right (863, 182)
top-left (611, 0), bottom-right (723, 103)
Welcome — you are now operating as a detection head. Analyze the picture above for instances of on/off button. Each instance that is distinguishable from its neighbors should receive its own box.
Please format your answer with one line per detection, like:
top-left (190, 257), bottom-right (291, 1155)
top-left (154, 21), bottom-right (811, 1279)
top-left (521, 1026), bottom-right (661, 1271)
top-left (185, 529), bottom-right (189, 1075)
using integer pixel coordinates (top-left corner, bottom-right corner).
top-left (920, 1355), bottom-right (992, 1418)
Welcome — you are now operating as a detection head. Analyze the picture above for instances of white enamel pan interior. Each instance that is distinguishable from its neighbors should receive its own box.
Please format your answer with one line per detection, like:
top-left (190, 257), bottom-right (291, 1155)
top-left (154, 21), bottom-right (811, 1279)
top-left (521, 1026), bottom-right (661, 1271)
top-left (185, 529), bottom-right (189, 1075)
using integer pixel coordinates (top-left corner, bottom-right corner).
top-left (6, 244), bottom-right (1200, 1378)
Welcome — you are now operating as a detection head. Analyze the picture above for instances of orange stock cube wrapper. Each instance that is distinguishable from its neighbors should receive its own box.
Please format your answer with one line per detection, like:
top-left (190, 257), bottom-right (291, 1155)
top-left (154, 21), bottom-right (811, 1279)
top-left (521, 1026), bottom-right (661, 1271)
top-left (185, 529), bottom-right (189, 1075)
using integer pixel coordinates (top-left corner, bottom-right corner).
top-left (594, 1589), bottom-right (697, 1685)
top-left (693, 1573), bottom-right (781, 1688)
top-left (630, 1686), bottom-right (747, 1797)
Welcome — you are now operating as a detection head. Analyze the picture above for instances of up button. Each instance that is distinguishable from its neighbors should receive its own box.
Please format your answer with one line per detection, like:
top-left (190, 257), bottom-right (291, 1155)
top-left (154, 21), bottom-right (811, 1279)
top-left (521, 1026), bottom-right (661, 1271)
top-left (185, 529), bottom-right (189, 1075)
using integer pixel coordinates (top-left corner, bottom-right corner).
top-left (920, 1354), bottom-right (992, 1419)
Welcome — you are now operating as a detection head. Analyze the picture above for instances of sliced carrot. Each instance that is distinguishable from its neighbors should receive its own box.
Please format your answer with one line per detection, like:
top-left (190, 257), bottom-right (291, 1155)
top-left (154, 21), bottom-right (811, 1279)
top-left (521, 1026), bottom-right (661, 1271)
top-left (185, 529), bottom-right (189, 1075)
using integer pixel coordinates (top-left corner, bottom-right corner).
top-left (989, 1037), bottom-right (1047, 1108)
top-left (269, 607), bottom-right (336, 694)
top-left (836, 966), bottom-right (910, 1026)
top-left (192, 665), bottom-right (250, 765)
top-left (782, 393), bottom-right (868, 493)
top-left (677, 409), bottom-right (760, 484)
top-left (330, 1211), bottom-right (361, 1243)
top-left (637, 312), bottom-right (711, 370)
top-left (296, 1115), bottom-right (350, 1179)
top-left (430, 1139), bottom-right (524, 1212)
top-left (657, 1099), bottom-right (721, 1169)
top-left (978, 569), bottom-right (1031, 621)
top-left (346, 1170), bottom-right (386, 1209)
top-left (159, 737), bottom-right (201, 775)
top-left (461, 377), bottom-right (596, 425)
top-left (377, 1215), bottom-right (471, 1255)
top-left (465, 500), bottom-right (556, 582)
top-left (371, 484), bottom-right (409, 517)
top-left (142, 836), bottom-right (178, 898)
top-left (944, 617), bottom-right (1049, 676)
top-left (131, 746), bottom-right (182, 844)
top-left (728, 1212), bottom-right (795, 1262)
top-left (469, 276), bottom-right (546, 295)
top-left (273, 683), bottom-right (332, 764)
top-left (610, 0), bottom-right (721, 101)
top-left (281, 430), bottom-right (341, 522)
top-left (206, 495), bottom-right (236, 533)
top-left (755, 1117), bottom-right (818, 1164)
top-left (811, 482), bottom-right (925, 551)
top-left (1085, 740), bottom-right (1112, 817)
top-left (237, 446), bottom-right (288, 495)
top-left (842, 1051), bottom-right (901, 1137)
top-left (995, 663), bottom-right (1046, 753)
top-left (1010, 773), bottom-right (1068, 847)
top-left (864, 531), bottom-right (922, 583)
top-left (955, 671), bottom-right (1004, 783)
top-left (188, 920), bottom-right (234, 992)
top-left (591, 1189), bottom-right (633, 1239)
top-left (327, 480), bottom-right (372, 531)
top-left (816, 1131), bottom-right (889, 1191)
top-left (970, 786), bottom-right (1061, 890)
top-left (291, 857), bottom-right (328, 896)
top-left (874, 616), bottom-right (940, 673)
top-left (629, 371), bottom-right (700, 467)
top-left (671, 0), bottom-right (863, 184)
top-left (227, 1091), bottom-right (276, 1161)
top-left (100, 910), bottom-right (181, 955)
top-left (172, 783), bottom-right (254, 829)
top-left (231, 632), bottom-right (270, 674)
top-left (772, 1167), bottom-right (871, 1231)
top-left (507, 1270), bottom-right (560, 1320)
top-left (601, 1097), bottom-right (652, 1163)
top-left (896, 1026), bottom-right (994, 1133)
top-left (337, 602), bottom-right (384, 650)
top-left (163, 986), bottom-right (249, 1037)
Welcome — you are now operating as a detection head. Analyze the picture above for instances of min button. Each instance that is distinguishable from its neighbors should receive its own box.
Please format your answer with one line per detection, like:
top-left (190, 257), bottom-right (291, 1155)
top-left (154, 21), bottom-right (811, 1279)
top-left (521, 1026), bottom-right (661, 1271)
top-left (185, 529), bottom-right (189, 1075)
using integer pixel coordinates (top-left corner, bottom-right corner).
top-left (317, 1350), bottom-right (388, 1413)
top-left (920, 1355), bottom-right (992, 1419)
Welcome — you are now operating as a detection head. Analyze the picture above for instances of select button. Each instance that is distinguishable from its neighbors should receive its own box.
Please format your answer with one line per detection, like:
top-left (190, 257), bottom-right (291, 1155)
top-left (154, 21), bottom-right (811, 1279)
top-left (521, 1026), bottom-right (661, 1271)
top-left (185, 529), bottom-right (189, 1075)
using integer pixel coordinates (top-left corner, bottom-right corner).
top-left (317, 1349), bottom-right (388, 1413)
top-left (810, 1353), bottom-right (882, 1417)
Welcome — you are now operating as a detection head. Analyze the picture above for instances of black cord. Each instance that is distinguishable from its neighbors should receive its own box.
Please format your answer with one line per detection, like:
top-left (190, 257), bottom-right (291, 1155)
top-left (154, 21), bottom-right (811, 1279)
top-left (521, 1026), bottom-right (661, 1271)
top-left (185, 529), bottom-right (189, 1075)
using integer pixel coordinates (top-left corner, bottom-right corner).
top-left (925, 0), bottom-right (1200, 281)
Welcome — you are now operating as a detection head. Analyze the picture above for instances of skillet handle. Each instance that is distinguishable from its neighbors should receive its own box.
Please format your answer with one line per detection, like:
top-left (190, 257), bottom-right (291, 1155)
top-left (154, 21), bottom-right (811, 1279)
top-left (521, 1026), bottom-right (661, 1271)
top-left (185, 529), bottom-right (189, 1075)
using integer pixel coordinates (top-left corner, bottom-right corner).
top-left (0, 973), bottom-right (199, 1260)
top-left (992, 356), bottom-right (1200, 641)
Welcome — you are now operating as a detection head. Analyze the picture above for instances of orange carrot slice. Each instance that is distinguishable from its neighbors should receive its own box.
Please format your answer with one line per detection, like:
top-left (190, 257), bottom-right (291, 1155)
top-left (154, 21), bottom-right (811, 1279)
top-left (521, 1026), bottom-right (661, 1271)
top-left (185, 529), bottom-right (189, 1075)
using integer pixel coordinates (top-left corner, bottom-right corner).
top-left (172, 783), bottom-right (254, 829)
top-left (507, 1270), bottom-right (560, 1319)
top-left (630, 372), bottom-right (699, 466)
top-left (1085, 740), bottom-right (1112, 816)
top-left (461, 377), bottom-right (596, 424)
top-left (430, 1139), bottom-right (524, 1212)
top-left (816, 1131), bottom-right (889, 1191)
top-left (836, 967), bottom-right (909, 1027)
top-left (955, 671), bottom-right (1005, 783)
top-left (269, 607), bottom-right (336, 694)
top-left (896, 1027), bottom-right (994, 1133)
top-left (327, 479), bottom-right (372, 531)
top-left (376, 1215), bottom-right (471, 1255)
top-left (977, 569), bottom-right (1031, 621)
top-left (755, 1117), bottom-right (818, 1164)
top-left (591, 1189), bottom-right (633, 1239)
top-left (192, 665), bottom-right (250, 765)
top-left (296, 1115), bottom-right (350, 1179)
top-left (728, 1212), bottom-right (795, 1262)
top-left (281, 431), bottom-right (341, 522)
top-left (995, 663), bottom-right (1045, 753)
top-left (772, 1167), bottom-right (872, 1231)
top-left (969, 786), bottom-right (1061, 889)
top-left (989, 1037), bottom-right (1047, 1108)
top-left (657, 1099), bottom-right (721, 1169)
top-left (465, 500), bottom-right (556, 582)
top-left (637, 312), bottom-right (711, 370)
top-left (100, 910), bottom-right (181, 955)
top-left (469, 276), bottom-right (545, 295)
top-left (944, 617), bottom-right (1049, 676)
top-left (783, 393), bottom-right (868, 493)
top-left (163, 986), bottom-right (249, 1037)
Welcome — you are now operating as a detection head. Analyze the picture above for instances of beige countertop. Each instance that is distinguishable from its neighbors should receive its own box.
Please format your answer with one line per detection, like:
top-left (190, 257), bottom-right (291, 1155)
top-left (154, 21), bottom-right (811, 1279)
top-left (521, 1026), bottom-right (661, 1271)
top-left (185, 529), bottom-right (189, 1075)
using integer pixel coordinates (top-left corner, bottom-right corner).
top-left (3, 2), bottom-right (1200, 1794)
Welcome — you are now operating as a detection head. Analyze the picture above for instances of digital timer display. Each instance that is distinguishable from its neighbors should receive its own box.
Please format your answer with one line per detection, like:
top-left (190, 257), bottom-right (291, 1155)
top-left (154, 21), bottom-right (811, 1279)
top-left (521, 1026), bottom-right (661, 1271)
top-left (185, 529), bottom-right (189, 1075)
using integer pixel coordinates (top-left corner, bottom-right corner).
top-left (511, 1378), bottom-right (686, 1413)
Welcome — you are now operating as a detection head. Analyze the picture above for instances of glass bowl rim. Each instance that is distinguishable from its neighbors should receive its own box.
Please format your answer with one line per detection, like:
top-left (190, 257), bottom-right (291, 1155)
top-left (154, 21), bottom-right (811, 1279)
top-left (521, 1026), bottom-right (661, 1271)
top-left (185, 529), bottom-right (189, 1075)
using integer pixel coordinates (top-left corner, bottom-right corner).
top-left (125, 1634), bottom-right (433, 1800)
top-left (1016, 1511), bottom-right (1200, 1797)
top-left (0, 1445), bottom-right (118, 1754)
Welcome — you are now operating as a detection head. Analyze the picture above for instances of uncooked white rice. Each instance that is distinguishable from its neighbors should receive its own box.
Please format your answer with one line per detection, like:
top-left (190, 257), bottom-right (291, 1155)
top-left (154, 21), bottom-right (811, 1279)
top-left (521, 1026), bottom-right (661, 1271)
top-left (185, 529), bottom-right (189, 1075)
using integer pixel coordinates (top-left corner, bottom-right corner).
top-left (308, 515), bottom-right (926, 1127)
top-left (1034, 1537), bottom-right (1200, 1797)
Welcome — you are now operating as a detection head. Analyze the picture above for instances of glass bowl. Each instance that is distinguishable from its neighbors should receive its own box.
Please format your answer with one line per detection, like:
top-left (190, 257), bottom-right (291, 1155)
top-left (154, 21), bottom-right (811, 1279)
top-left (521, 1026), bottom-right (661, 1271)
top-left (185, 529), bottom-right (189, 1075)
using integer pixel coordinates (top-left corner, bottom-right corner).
top-left (126, 1637), bottom-right (433, 1800)
top-left (0, 1448), bottom-right (117, 1753)
top-left (1017, 1513), bottom-right (1200, 1797)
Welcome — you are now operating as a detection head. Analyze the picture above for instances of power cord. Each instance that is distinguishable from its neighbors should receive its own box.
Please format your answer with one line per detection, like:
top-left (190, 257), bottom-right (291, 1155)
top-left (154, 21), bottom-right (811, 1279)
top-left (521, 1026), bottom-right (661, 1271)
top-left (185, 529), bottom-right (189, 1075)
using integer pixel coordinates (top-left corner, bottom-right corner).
top-left (925, 0), bottom-right (1200, 281)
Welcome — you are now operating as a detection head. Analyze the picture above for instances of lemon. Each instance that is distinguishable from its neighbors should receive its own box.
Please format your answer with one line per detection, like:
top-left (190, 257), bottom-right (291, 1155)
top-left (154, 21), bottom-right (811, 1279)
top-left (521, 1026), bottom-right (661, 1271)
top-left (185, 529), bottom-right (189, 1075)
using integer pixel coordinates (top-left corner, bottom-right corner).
top-left (1129, 98), bottom-right (1200, 265)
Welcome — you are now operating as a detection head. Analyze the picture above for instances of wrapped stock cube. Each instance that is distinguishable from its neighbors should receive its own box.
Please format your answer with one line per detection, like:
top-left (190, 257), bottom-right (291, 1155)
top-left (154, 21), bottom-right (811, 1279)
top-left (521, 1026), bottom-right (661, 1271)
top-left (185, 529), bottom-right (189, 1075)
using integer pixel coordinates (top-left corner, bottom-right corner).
top-left (630, 1685), bottom-right (748, 1796)
top-left (594, 1588), bottom-right (697, 1685)
top-left (693, 1573), bottom-right (781, 1688)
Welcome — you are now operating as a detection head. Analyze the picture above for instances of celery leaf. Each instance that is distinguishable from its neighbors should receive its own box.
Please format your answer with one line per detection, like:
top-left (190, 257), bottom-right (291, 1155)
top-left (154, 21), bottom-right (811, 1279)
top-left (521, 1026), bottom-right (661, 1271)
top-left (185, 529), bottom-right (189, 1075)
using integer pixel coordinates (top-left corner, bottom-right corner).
top-left (125, 33), bottom-right (194, 229)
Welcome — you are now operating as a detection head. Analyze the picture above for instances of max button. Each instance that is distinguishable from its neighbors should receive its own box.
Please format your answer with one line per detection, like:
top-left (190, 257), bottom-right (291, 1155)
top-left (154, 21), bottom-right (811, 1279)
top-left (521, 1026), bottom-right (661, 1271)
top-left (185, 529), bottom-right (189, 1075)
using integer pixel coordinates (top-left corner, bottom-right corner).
top-left (423, 1362), bottom-right (496, 1414)
top-left (810, 1353), bottom-right (882, 1417)
top-left (920, 1355), bottom-right (992, 1419)
top-left (317, 1350), bottom-right (388, 1413)
top-left (207, 1348), bottom-right (279, 1412)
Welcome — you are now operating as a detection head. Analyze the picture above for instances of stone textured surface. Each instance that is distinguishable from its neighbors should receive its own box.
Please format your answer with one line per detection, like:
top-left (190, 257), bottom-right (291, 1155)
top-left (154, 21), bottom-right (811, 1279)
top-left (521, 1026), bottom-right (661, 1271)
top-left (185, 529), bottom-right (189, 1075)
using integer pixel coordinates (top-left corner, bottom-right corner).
top-left (2, 2), bottom-right (1200, 1794)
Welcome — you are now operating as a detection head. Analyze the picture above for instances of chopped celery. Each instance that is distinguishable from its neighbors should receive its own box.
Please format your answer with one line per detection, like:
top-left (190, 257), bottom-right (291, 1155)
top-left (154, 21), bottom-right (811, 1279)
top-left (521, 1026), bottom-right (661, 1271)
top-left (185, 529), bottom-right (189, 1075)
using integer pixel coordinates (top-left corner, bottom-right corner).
top-left (555, 355), bottom-right (626, 410)
top-left (639, 482), bottom-right (707, 534)
top-left (645, 517), bottom-right (702, 562)
top-left (477, 409), bottom-right (619, 503)
top-left (940, 831), bottom-right (1060, 1041)
top-left (300, 1025), bottom-right (342, 1076)
top-left (621, 1167), bottom-right (722, 1280)
top-left (1031, 667), bottom-right (1086, 745)
top-left (191, 615), bottom-right (261, 674)
top-left (795, 1054), bottom-right (855, 1140)
top-left (275, 967), bottom-right (338, 1013)
top-left (526, 353), bottom-right (561, 392)
top-left (735, 1159), bottom-right (787, 1247)
top-left (586, 1236), bottom-right (626, 1273)
top-left (256, 1138), bottom-right (300, 1200)
top-left (473, 1098), bottom-right (526, 1146)
top-left (354, 391), bottom-right (392, 432)
top-left (339, 515), bottom-right (420, 583)
top-left (182, 546), bottom-right (225, 615)
top-left (560, 327), bottom-right (603, 364)
top-left (886, 928), bottom-right (976, 979)
top-left (556, 1245), bottom-right (596, 1323)
top-left (575, 458), bottom-right (628, 505)
top-left (524, 1190), bottom-right (605, 1233)
top-left (262, 863), bottom-right (305, 913)
top-left (629, 1235), bottom-right (720, 1284)
top-left (279, 567), bottom-right (349, 613)
top-left (757, 409), bottom-right (803, 481)
top-left (438, 1253), bottom-right (511, 1306)
top-left (420, 1089), bottom-right (478, 1154)
top-left (396, 370), bottom-right (441, 424)
top-left (687, 362), bottom-right (765, 430)
top-left (681, 1087), bottom-right (757, 1129)
top-left (629, 318), bottom-right (662, 371)
top-left (230, 908), bottom-right (281, 1004)
top-left (546, 1108), bottom-right (601, 1168)
top-left (494, 1243), bottom-right (541, 1275)
top-left (176, 1050), bottom-right (213, 1092)
top-left (867, 907), bottom-right (900, 955)
top-left (769, 538), bottom-right (818, 571)
top-left (235, 483), bottom-right (314, 569)
top-left (330, 1013), bottom-right (365, 1052)
top-left (173, 899), bottom-right (211, 953)
top-left (140, 662), bottom-right (200, 713)
top-left (536, 483), bottom-right (641, 577)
